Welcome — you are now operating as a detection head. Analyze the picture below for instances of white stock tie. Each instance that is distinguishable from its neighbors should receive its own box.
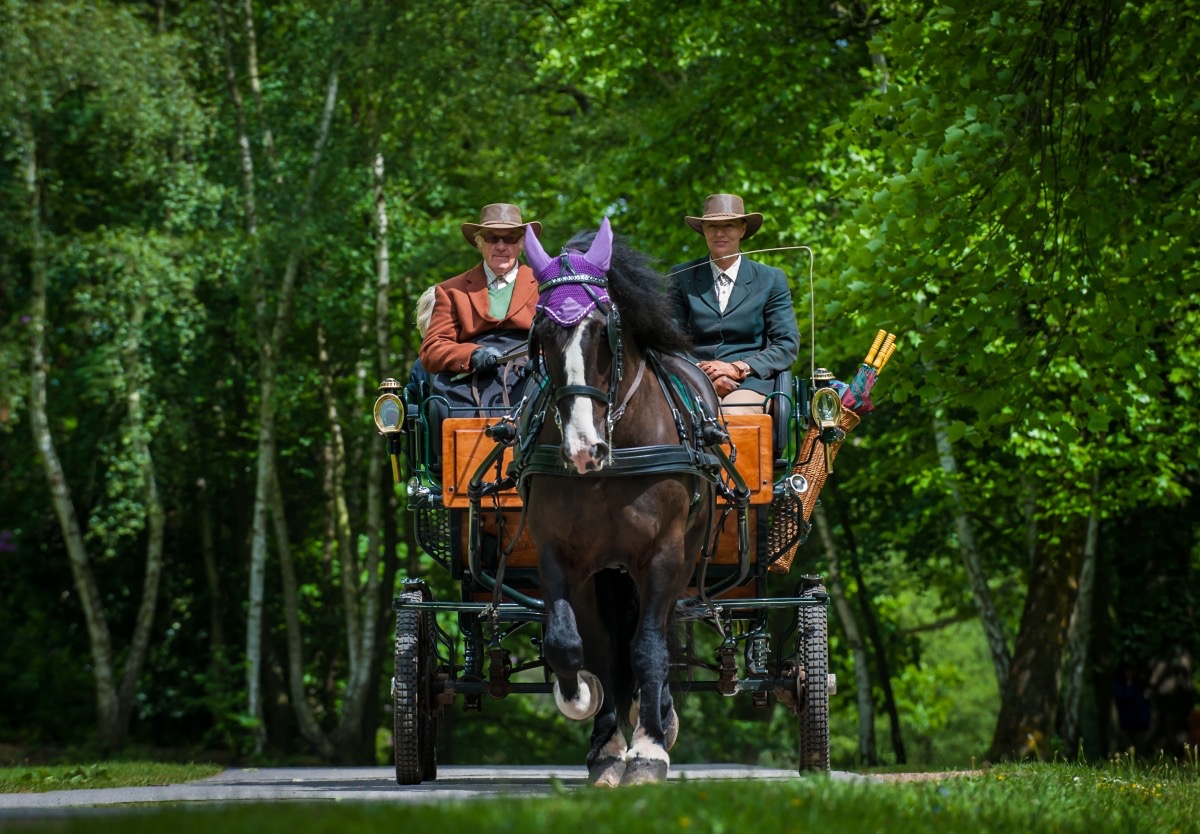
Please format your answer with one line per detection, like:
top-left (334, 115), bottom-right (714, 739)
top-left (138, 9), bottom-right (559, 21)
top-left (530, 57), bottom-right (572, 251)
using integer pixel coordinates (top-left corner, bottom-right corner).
top-left (716, 272), bottom-right (734, 313)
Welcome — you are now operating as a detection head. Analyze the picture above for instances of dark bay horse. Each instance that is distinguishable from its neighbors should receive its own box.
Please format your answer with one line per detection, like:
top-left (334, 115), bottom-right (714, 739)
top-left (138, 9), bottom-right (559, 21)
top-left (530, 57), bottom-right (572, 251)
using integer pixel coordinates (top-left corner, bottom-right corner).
top-left (517, 218), bottom-right (725, 786)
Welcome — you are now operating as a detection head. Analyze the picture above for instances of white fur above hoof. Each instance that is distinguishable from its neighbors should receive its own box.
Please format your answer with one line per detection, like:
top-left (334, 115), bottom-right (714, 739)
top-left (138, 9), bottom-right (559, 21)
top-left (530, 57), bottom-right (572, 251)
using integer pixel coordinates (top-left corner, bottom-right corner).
top-left (554, 670), bottom-right (603, 720)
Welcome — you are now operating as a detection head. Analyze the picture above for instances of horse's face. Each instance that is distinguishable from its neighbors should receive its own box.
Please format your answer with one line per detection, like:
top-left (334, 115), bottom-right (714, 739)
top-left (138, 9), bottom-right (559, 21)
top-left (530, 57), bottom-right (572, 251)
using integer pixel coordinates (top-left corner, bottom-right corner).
top-left (534, 308), bottom-right (617, 473)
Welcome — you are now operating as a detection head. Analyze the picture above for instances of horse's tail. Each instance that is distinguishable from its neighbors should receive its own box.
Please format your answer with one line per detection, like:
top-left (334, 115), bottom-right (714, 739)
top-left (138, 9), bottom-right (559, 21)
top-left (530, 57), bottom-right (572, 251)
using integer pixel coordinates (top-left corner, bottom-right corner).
top-left (594, 568), bottom-right (639, 723)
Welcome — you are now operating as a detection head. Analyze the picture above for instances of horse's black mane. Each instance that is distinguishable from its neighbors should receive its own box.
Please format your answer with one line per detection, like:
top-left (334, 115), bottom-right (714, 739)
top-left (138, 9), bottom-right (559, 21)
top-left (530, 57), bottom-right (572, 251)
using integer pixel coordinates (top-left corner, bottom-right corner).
top-left (563, 229), bottom-right (692, 355)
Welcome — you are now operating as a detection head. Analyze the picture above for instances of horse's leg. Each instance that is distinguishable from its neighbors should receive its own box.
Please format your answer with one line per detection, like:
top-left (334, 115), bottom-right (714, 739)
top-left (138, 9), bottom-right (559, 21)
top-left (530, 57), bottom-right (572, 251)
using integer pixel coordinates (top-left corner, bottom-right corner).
top-left (573, 578), bottom-right (628, 787)
top-left (622, 588), bottom-right (677, 785)
top-left (628, 694), bottom-right (679, 751)
top-left (541, 554), bottom-right (604, 721)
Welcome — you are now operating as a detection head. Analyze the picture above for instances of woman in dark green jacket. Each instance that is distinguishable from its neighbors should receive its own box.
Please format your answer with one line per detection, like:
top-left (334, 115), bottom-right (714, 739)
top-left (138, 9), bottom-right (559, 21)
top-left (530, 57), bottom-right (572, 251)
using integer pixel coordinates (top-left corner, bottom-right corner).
top-left (669, 194), bottom-right (800, 414)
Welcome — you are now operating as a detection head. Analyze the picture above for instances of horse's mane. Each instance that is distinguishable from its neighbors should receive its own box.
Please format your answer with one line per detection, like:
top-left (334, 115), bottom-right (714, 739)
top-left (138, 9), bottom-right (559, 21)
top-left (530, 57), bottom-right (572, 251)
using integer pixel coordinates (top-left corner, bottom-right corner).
top-left (563, 229), bottom-right (692, 355)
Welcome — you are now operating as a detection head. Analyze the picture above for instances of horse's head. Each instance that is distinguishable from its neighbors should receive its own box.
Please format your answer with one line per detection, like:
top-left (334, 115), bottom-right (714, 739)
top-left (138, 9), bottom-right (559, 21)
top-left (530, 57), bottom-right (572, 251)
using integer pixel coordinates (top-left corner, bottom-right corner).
top-left (526, 218), bottom-right (624, 473)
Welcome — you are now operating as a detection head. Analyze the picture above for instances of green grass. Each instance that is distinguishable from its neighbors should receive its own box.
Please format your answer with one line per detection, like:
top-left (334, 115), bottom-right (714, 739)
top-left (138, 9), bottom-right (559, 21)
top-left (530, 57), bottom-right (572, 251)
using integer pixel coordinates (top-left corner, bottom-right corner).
top-left (0, 761), bottom-right (224, 794)
top-left (4, 757), bottom-right (1199, 834)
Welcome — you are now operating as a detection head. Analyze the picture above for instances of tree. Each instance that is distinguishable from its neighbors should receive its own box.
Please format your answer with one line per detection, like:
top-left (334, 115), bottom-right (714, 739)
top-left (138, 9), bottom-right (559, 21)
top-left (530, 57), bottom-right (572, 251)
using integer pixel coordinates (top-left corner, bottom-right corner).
top-left (830, 0), bottom-right (1199, 759)
top-left (1, 0), bottom-right (208, 748)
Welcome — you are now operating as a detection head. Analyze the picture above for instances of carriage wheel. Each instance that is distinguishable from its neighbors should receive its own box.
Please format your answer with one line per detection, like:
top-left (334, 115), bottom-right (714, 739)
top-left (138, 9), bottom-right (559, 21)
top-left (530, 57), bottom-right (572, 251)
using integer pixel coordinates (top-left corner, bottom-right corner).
top-left (394, 590), bottom-right (438, 784)
top-left (796, 585), bottom-right (830, 772)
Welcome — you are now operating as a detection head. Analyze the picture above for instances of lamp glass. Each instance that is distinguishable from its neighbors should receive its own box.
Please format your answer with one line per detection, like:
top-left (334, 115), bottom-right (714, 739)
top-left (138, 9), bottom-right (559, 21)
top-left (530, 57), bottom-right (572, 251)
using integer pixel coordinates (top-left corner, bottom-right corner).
top-left (374, 394), bottom-right (402, 432)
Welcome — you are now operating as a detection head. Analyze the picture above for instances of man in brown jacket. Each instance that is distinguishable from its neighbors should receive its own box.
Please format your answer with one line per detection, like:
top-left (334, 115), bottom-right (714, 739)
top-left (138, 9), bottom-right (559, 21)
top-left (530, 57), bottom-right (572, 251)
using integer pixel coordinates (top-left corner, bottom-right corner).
top-left (419, 203), bottom-right (541, 375)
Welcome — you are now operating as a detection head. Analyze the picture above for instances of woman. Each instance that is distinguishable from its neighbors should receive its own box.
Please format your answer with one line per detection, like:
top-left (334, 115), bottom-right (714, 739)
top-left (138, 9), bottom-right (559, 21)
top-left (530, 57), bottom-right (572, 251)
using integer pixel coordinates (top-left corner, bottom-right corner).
top-left (669, 194), bottom-right (800, 414)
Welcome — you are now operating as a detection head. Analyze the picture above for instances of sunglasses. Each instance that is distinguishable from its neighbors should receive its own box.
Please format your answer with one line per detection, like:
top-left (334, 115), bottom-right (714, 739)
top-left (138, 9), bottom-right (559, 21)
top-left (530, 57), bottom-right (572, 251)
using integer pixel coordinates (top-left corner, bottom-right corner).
top-left (481, 233), bottom-right (523, 245)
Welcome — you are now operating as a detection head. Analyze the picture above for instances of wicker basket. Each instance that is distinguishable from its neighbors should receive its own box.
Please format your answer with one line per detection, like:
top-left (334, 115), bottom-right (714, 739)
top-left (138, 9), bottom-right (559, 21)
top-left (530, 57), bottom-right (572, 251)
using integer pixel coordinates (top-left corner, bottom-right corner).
top-left (767, 408), bottom-right (861, 574)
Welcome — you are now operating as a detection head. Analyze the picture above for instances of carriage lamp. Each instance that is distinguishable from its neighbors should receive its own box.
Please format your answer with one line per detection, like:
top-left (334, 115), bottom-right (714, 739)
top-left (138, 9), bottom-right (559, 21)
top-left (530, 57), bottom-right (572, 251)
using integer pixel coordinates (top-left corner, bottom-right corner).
top-left (374, 378), bottom-right (404, 483)
top-left (810, 372), bottom-right (844, 475)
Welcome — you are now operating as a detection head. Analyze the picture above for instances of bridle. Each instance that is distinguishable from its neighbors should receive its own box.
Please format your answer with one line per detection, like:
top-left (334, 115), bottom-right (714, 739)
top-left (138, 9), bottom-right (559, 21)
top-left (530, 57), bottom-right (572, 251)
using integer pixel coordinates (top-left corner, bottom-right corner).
top-left (533, 260), bottom-right (645, 456)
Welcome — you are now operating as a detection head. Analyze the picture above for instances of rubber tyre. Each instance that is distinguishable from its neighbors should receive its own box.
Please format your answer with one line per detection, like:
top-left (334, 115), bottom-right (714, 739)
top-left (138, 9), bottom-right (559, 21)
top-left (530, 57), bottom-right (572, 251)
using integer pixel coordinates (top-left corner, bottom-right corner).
top-left (797, 585), bottom-right (830, 772)
top-left (394, 590), bottom-right (437, 784)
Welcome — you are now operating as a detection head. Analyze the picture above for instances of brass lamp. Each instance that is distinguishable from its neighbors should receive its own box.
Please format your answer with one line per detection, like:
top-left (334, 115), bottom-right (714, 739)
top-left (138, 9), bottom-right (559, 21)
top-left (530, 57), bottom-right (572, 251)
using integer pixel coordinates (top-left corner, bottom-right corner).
top-left (809, 373), bottom-right (844, 474)
top-left (373, 378), bottom-right (404, 483)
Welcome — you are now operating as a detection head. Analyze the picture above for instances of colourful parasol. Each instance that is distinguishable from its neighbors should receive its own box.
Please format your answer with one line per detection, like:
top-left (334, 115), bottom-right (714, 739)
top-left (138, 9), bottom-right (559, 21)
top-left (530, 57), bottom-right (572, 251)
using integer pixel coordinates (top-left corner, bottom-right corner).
top-left (842, 329), bottom-right (898, 414)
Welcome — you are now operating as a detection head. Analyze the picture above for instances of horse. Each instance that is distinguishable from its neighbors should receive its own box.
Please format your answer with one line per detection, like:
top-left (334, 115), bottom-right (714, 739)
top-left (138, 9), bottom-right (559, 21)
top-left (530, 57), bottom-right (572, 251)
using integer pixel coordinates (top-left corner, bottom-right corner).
top-left (515, 218), bottom-right (727, 786)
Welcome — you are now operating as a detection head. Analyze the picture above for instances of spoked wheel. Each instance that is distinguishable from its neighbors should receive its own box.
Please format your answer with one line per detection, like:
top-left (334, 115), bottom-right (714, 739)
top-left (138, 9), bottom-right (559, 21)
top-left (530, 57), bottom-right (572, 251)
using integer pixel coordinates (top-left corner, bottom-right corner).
top-left (796, 584), bottom-right (830, 772)
top-left (394, 589), bottom-right (438, 784)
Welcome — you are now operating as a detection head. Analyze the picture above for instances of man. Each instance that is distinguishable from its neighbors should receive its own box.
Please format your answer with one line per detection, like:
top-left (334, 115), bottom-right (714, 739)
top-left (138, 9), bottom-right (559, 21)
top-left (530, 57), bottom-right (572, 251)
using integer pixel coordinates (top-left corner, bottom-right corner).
top-left (419, 203), bottom-right (541, 376)
top-left (669, 193), bottom-right (800, 414)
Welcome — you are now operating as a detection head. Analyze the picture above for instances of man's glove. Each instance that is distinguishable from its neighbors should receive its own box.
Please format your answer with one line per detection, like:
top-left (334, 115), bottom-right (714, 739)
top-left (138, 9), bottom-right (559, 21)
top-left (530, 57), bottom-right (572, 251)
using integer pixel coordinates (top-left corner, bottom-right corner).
top-left (469, 347), bottom-right (501, 371)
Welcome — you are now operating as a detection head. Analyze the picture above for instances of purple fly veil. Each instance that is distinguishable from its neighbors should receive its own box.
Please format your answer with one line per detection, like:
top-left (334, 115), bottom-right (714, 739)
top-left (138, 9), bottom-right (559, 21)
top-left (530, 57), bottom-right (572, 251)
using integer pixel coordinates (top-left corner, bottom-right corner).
top-left (528, 218), bottom-right (616, 327)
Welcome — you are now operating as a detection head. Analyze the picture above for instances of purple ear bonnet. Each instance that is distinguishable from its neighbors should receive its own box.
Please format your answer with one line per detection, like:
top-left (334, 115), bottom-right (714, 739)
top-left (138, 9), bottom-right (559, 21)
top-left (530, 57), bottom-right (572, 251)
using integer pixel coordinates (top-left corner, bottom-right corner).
top-left (525, 218), bottom-right (614, 327)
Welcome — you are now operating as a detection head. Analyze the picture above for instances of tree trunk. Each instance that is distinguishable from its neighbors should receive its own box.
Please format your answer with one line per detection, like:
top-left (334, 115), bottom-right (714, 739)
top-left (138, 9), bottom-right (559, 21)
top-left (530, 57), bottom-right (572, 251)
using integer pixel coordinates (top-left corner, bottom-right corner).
top-left (987, 533), bottom-right (1079, 761)
top-left (813, 504), bottom-right (877, 765)
top-left (271, 468), bottom-right (335, 757)
top-left (1060, 475), bottom-right (1100, 751)
top-left (197, 476), bottom-right (225, 653)
top-left (933, 411), bottom-right (1011, 689)
top-left (114, 301), bottom-right (167, 734)
top-left (333, 151), bottom-right (391, 761)
top-left (834, 494), bottom-right (906, 765)
top-left (21, 112), bottom-right (122, 749)
top-left (214, 0), bottom-right (269, 749)
top-left (239, 0), bottom-right (278, 174)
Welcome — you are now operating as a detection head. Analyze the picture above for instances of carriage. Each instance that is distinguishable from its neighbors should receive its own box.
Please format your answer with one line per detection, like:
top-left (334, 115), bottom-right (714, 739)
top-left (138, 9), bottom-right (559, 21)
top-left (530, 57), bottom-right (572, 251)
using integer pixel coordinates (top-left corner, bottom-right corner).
top-left (372, 221), bottom-right (861, 786)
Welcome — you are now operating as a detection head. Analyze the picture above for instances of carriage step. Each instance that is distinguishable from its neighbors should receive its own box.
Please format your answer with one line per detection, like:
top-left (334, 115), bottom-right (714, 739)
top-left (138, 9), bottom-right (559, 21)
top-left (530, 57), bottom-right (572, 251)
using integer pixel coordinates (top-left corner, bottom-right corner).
top-left (828, 673), bottom-right (837, 695)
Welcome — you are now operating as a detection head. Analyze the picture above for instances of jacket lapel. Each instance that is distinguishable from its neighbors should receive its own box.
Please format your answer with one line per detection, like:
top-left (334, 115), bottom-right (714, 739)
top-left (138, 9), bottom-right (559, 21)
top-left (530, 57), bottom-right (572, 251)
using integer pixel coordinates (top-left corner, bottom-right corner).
top-left (465, 264), bottom-right (492, 320)
top-left (690, 260), bottom-right (721, 315)
top-left (508, 265), bottom-right (537, 319)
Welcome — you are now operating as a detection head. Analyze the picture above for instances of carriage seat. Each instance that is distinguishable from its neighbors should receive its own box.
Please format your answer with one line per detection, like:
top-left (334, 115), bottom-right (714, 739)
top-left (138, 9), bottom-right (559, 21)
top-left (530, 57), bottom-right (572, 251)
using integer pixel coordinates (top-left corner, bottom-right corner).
top-left (716, 369), bottom-right (795, 468)
top-left (418, 331), bottom-right (532, 473)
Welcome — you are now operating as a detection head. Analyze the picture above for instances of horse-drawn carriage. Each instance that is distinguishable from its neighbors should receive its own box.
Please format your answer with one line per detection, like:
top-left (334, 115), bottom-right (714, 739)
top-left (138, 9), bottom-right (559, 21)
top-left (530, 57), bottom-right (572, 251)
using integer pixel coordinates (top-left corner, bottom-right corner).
top-left (372, 221), bottom-right (869, 787)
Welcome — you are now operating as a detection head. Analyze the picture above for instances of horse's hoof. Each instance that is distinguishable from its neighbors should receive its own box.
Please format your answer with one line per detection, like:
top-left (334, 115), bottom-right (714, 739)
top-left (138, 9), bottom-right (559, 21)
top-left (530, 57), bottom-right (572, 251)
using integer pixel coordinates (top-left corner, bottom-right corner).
top-left (663, 707), bottom-right (679, 752)
top-left (554, 670), bottom-right (604, 720)
top-left (620, 757), bottom-right (669, 785)
top-left (588, 756), bottom-right (626, 787)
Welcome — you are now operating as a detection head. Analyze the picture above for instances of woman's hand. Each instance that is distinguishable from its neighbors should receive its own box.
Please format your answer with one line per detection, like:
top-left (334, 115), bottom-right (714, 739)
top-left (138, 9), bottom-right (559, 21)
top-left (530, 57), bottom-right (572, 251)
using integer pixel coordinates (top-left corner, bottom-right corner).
top-left (711, 374), bottom-right (740, 398)
top-left (699, 359), bottom-right (743, 382)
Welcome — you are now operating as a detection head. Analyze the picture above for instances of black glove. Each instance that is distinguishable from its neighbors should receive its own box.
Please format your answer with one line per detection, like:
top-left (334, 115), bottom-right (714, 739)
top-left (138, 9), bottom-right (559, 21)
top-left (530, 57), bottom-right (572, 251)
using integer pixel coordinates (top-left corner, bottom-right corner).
top-left (469, 347), bottom-right (501, 371)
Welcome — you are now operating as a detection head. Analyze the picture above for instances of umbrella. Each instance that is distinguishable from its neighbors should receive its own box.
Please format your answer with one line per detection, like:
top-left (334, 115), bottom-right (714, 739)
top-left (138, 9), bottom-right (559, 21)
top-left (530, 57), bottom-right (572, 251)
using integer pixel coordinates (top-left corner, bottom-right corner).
top-left (841, 329), bottom-right (897, 414)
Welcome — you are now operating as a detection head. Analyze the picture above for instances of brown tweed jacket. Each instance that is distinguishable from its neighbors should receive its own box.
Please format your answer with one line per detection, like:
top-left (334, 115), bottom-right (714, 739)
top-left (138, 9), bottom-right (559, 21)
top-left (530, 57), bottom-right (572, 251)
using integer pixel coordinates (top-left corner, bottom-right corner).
top-left (418, 263), bottom-right (538, 374)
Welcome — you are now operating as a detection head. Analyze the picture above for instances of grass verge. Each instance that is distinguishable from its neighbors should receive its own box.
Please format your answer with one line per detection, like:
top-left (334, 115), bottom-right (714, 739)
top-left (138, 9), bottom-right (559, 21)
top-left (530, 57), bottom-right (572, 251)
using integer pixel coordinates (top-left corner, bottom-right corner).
top-left (0, 762), bottom-right (224, 794)
top-left (3, 755), bottom-right (1198, 834)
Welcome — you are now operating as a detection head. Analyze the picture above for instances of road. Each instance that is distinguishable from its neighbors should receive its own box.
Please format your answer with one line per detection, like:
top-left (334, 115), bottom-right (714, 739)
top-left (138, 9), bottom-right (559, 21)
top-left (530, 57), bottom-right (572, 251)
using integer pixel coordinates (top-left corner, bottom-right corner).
top-left (0, 764), bottom-right (859, 812)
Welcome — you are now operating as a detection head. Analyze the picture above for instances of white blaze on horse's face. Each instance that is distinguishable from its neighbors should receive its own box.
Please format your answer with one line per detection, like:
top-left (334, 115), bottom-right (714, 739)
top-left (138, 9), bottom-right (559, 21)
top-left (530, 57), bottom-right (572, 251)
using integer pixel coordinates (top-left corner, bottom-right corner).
top-left (560, 322), bottom-right (608, 473)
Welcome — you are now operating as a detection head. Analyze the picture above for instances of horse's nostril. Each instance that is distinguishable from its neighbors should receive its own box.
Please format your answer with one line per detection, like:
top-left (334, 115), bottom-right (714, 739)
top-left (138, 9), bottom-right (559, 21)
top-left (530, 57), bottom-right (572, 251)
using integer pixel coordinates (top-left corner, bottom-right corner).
top-left (591, 443), bottom-right (608, 460)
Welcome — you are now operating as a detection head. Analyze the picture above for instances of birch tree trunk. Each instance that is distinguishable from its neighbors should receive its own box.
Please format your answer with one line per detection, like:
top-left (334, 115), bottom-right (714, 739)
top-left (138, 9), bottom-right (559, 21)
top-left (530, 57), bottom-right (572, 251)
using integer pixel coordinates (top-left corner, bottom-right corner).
top-left (332, 152), bottom-right (391, 759)
top-left (214, 0), bottom-right (268, 749)
top-left (932, 410), bottom-right (1011, 689)
top-left (114, 301), bottom-right (167, 733)
top-left (21, 112), bottom-right (122, 749)
top-left (217, 0), bottom-right (341, 751)
top-left (813, 504), bottom-right (877, 765)
top-left (1061, 474), bottom-right (1101, 750)
top-left (271, 469), bottom-right (334, 757)
top-left (833, 493), bottom-right (907, 764)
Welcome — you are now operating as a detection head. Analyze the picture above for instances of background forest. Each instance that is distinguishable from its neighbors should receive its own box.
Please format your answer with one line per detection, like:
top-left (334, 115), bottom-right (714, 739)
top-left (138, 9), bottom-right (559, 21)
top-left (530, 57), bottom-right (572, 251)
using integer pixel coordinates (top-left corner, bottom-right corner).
top-left (1, 0), bottom-right (1196, 768)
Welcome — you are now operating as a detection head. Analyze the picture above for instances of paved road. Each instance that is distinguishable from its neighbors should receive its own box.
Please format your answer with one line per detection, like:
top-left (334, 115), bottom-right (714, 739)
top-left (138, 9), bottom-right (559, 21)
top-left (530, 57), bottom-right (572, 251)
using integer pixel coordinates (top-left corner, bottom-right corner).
top-left (1, 764), bottom-right (855, 812)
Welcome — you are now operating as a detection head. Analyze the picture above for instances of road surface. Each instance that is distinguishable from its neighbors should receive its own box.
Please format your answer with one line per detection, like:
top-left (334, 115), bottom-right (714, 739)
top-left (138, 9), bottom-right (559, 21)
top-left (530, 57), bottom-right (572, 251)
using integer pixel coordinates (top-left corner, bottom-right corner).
top-left (0, 764), bottom-right (860, 812)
